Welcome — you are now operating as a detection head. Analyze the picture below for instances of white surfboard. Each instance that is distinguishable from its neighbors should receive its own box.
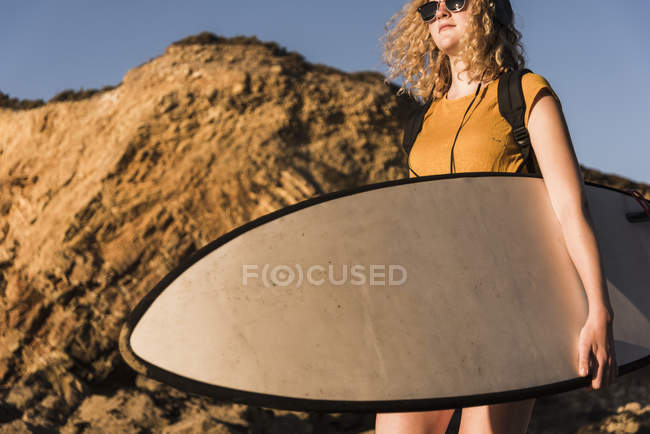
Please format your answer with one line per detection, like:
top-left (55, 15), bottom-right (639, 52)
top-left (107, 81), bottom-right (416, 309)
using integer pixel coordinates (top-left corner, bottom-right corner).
top-left (119, 172), bottom-right (650, 413)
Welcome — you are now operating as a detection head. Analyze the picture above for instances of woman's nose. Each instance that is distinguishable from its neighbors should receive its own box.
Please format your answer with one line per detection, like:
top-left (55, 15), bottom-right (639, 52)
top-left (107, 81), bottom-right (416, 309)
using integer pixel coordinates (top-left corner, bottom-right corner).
top-left (434, 2), bottom-right (451, 20)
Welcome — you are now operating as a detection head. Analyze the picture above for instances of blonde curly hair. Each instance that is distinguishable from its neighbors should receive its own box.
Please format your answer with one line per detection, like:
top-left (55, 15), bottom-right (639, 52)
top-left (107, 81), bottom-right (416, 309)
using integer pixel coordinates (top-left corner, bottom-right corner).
top-left (381, 0), bottom-right (526, 102)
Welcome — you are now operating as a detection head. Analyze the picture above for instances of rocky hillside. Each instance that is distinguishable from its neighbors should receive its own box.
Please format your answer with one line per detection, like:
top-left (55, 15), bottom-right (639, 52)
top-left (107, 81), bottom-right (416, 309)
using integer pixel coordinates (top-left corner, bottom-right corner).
top-left (0, 32), bottom-right (648, 433)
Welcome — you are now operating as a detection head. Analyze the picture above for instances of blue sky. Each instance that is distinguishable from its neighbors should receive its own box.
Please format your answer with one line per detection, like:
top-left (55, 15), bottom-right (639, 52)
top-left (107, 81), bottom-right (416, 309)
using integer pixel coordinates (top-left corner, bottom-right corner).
top-left (2, 1), bottom-right (648, 184)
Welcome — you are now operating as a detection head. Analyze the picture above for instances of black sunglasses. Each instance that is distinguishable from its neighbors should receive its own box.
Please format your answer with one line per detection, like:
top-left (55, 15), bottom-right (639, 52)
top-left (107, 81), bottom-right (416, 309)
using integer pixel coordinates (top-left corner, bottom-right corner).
top-left (417, 0), bottom-right (466, 22)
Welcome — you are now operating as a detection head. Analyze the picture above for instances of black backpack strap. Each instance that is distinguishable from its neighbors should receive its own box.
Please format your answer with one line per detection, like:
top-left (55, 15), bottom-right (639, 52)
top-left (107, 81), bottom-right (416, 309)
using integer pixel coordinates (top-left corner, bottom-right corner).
top-left (498, 68), bottom-right (538, 175)
top-left (401, 89), bottom-right (434, 157)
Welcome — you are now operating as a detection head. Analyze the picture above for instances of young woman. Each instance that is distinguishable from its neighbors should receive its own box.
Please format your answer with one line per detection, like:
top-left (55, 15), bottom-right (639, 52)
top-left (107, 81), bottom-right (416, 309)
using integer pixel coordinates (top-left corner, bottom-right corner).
top-left (378, 0), bottom-right (617, 432)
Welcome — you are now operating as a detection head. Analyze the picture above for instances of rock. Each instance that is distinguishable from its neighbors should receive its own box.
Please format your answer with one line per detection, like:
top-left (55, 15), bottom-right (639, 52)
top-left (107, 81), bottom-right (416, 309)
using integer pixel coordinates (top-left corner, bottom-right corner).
top-left (162, 415), bottom-right (231, 433)
top-left (6, 384), bottom-right (35, 410)
top-left (61, 390), bottom-right (165, 433)
top-left (0, 419), bottom-right (32, 434)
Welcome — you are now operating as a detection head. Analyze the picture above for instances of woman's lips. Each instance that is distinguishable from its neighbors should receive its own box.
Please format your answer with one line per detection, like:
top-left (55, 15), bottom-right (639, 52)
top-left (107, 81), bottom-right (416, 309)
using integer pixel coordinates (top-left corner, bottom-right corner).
top-left (439, 24), bottom-right (454, 32)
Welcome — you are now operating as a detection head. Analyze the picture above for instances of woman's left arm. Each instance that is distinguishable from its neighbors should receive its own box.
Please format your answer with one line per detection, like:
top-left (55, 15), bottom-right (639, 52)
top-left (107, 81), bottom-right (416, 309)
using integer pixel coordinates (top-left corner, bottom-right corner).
top-left (527, 89), bottom-right (617, 390)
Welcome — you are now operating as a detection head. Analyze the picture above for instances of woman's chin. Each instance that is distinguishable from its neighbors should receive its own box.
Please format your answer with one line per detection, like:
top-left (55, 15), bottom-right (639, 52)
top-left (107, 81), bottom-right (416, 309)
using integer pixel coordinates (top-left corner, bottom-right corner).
top-left (435, 43), bottom-right (460, 58)
top-left (431, 36), bottom-right (460, 54)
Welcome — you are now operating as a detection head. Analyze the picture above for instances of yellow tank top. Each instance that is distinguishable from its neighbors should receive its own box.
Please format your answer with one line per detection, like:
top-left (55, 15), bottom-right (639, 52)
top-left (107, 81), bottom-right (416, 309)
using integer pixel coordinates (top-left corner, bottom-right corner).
top-left (408, 73), bottom-right (561, 177)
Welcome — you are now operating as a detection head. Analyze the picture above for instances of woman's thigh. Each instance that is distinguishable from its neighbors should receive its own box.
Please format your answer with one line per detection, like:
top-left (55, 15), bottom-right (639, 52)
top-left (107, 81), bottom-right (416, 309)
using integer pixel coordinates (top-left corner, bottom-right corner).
top-left (375, 409), bottom-right (455, 434)
top-left (459, 398), bottom-right (535, 434)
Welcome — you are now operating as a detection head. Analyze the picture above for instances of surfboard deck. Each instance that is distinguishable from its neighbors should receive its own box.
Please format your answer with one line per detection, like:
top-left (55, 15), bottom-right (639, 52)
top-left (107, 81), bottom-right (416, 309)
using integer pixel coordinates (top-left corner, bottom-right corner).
top-left (119, 172), bottom-right (650, 413)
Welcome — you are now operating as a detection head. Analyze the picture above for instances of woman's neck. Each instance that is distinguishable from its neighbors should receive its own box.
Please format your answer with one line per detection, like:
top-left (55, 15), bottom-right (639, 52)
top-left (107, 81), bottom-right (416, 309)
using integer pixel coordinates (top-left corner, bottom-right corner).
top-left (446, 56), bottom-right (489, 99)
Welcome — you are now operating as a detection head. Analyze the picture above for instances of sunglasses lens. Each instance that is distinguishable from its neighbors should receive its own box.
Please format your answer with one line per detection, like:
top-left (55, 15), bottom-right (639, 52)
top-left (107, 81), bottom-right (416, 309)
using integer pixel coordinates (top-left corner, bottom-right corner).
top-left (418, 0), bottom-right (465, 22)
top-left (418, 2), bottom-right (438, 22)
top-left (445, 0), bottom-right (465, 12)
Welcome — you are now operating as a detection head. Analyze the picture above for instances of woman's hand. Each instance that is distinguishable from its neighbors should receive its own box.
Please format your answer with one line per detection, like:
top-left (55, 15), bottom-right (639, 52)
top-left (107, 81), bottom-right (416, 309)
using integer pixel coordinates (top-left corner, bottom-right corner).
top-left (577, 307), bottom-right (617, 389)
